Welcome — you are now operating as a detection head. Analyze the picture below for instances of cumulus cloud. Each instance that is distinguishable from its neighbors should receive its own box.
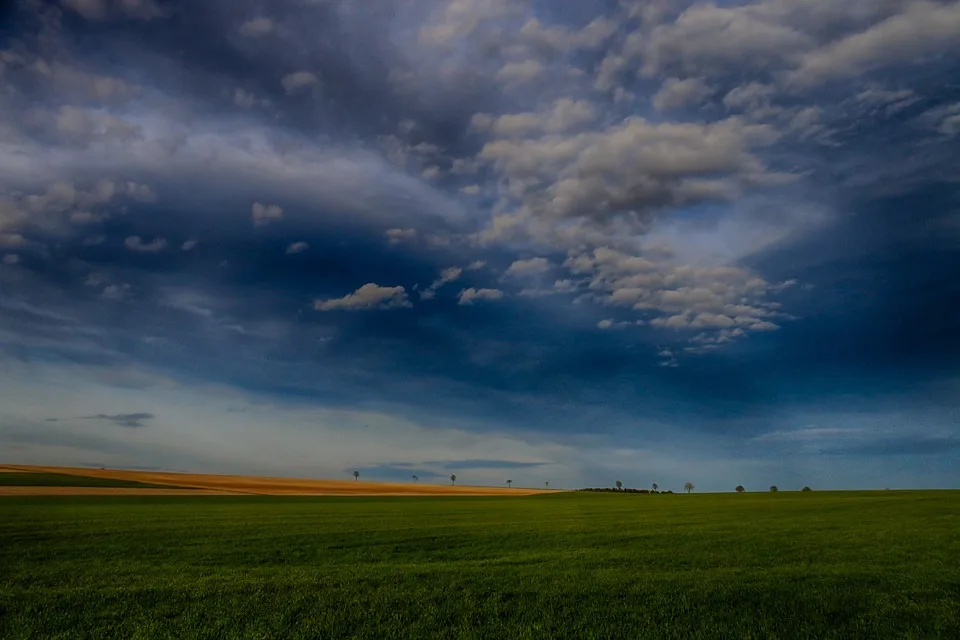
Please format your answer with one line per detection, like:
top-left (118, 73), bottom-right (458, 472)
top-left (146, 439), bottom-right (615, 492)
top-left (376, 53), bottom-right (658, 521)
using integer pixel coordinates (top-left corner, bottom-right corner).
top-left (505, 257), bottom-right (552, 278)
top-left (315, 284), bottom-right (412, 311)
top-left (788, 1), bottom-right (960, 87)
top-left (181, 240), bottom-right (197, 251)
top-left (652, 77), bottom-right (714, 111)
top-left (124, 236), bottom-right (167, 253)
top-left (3, 254), bottom-right (21, 265)
top-left (252, 202), bottom-right (284, 227)
top-left (421, 267), bottom-right (463, 299)
top-left (385, 228), bottom-right (417, 244)
top-left (239, 17), bottom-right (275, 37)
top-left (458, 288), bottom-right (504, 305)
top-left (282, 71), bottom-right (319, 95)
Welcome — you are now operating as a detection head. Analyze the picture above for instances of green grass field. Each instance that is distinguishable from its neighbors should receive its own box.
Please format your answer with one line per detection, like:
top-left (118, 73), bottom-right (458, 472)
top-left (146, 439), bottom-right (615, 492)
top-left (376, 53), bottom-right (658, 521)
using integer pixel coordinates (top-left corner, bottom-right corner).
top-left (0, 472), bottom-right (181, 489)
top-left (1, 491), bottom-right (958, 639)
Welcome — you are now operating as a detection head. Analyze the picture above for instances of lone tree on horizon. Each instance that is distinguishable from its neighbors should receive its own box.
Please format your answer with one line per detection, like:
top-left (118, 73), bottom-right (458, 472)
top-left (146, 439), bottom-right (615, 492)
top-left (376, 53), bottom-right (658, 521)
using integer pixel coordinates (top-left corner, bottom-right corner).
top-left (736, 485), bottom-right (745, 493)
top-left (412, 475), bottom-right (418, 483)
top-left (450, 474), bottom-right (456, 486)
top-left (615, 480), bottom-right (623, 491)
top-left (652, 482), bottom-right (658, 492)
top-left (545, 481), bottom-right (549, 489)
top-left (802, 486), bottom-right (812, 492)
top-left (684, 482), bottom-right (694, 493)
top-left (353, 471), bottom-right (359, 482)
top-left (506, 479), bottom-right (512, 488)
top-left (770, 485), bottom-right (779, 492)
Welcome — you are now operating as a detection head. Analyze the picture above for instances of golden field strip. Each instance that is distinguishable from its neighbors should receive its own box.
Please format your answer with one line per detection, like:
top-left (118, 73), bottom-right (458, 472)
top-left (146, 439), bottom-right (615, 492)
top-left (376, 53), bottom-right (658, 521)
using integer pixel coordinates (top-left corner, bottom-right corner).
top-left (0, 465), bottom-right (558, 496)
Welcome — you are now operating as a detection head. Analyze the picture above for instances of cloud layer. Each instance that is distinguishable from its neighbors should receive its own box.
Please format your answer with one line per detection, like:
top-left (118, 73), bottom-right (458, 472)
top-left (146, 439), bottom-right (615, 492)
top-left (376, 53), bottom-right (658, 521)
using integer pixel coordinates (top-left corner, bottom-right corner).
top-left (0, 0), bottom-right (958, 490)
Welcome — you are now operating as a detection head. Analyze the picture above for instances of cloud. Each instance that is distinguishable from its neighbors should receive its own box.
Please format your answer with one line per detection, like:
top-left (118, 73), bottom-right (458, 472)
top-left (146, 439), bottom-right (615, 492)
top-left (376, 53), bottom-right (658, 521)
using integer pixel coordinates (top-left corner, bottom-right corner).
top-left (239, 17), bottom-right (275, 37)
top-left (281, 71), bottom-right (319, 95)
top-left (385, 228), bottom-right (417, 245)
top-left (3, 254), bottom-right (21, 265)
top-left (652, 77), bottom-right (714, 111)
top-left (181, 240), bottom-right (197, 251)
top-left (85, 412), bottom-right (155, 428)
top-left (789, 1), bottom-right (960, 87)
top-left (100, 284), bottom-right (130, 300)
top-left (315, 284), bottom-right (412, 311)
top-left (458, 288), bottom-right (504, 305)
top-left (421, 267), bottom-right (463, 299)
top-left (252, 202), bottom-right (284, 227)
top-left (124, 236), bottom-right (167, 253)
top-left (61, 0), bottom-right (166, 21)
top-left (495, 59), bottom-right (543, 86)
top-left (505, 257), bottom-right (552, 278)
top-left (285, 241), bottom-right (309, 255)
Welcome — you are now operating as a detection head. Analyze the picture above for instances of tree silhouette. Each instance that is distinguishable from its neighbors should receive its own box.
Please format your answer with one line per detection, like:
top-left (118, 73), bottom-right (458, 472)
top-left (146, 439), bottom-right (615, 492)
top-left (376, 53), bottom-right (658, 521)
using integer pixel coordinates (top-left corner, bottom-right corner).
top-left (736, 485), bottom-right (745, 493)
top-left (450, 474), bottom-right (456, 486)
top-left (615, 480), bottom-right (623, 491)
top-left (353, 471), bottom-right (359, 482)
top-left (684, 482), bottom-right (694, 493)
top-left (802, 486), bottom-right (812, 492)
top-left (506, 479), bottom-right (512, 488)
top-left (652, 482), bottom-right (658, 492)
top-left (770, 485), bottom-right (778, 492)
top-left (412, 475), bottom-right (418, 483)
top-left (545, 481), bottom-right (549, 489)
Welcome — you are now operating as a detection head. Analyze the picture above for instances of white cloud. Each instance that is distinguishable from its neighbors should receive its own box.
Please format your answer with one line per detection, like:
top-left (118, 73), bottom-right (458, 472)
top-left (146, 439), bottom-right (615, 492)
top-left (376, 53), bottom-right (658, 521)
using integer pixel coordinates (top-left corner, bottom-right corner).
top-left (286, 241), bottom-right (309, 255)
top-left (789, 1), bottom-right (960, 87)
top-left (281, 71), bottom-right (319, 95)
top-left (124, 236), bottom-right (167, 253)
top-left (101, 283), bottom-right (131, 300)
top-left (652, 77), bottom-right (713, 111)
top-left (505, 257), bottom-right (551, 278)
top-left (474, 99), bottom-right (597, 138)
top-left (495, 59), bottom-right (543, 86)
top-left (461, 185), bottom-right (481, 195)
top-left (252, 202), bottom-right (283, 227)
top-left (597, 319), bottom-right (613, 329)
top-left (2, 254), bottom-right (20, 265)
top-left (181, 240), bottom-right (197, 251)
top-left (466, 260), bottom-right (486, 271)
top-left (385, 228), bottom-right (417, 245)
top-left (239, 17), bottom-right (275, 37)
top-left (458, 288), bottom-right (504, 305)
top-left (315, 283), bottom-right (412, 311)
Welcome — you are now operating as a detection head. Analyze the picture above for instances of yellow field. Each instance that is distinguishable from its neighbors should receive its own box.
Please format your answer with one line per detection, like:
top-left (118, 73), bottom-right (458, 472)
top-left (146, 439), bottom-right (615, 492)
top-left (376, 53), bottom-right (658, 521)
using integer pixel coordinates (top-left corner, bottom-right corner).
top-left (0, 465), bottom-right (559, 496)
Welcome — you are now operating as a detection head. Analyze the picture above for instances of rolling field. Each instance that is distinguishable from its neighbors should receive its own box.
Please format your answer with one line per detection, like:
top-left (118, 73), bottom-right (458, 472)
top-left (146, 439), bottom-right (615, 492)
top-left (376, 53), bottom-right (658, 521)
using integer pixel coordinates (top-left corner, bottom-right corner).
top-left (0, 465), bottom-right (554, 496)
top-left (2, 491), bottom-right (959, 639)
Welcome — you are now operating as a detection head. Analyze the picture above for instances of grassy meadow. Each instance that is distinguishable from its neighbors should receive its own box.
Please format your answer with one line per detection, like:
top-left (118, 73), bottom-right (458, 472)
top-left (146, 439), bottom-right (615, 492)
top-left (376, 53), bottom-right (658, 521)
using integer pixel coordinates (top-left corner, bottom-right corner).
top-left (0, 472), bottom-right (181, 489)
top-left (1, 491), bottom-right (958, 639)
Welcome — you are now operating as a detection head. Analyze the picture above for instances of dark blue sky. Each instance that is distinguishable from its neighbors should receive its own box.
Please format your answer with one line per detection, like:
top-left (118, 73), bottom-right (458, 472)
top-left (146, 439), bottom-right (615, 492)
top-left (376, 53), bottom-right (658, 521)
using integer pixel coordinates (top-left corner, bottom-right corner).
top-left (1, 0), bottom-right (958, 490)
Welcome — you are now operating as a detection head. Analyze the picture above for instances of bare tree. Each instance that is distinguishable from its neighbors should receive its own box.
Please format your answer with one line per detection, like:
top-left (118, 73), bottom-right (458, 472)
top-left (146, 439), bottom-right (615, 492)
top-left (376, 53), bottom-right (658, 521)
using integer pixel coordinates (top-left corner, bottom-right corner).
top-left (353, 471), bottom-right (359, 482)
top-left (506, 479), bottom-right (512, 488)
top-left (450, 474), bottom-right (456, 486)
top-left (412, 475), bottom-right (418, 483)
top-left (736, 485), bottom-right (745, 493)
top-left (615, 480), bottom-right (623, 491)
top-left (652, 482), bottom-right (658, 492)
top-left (684, 482), bottom-right (694, 493)
top-left (770, 485), bottom-right (778, 492)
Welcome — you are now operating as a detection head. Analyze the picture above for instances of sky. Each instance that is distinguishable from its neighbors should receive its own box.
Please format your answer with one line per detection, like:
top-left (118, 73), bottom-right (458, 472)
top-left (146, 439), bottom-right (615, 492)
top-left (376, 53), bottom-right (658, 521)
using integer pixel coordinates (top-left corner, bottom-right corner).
top-left (0, 0), bottom-right (958, 492)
